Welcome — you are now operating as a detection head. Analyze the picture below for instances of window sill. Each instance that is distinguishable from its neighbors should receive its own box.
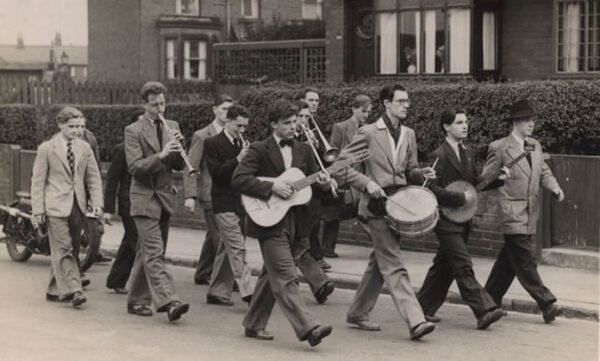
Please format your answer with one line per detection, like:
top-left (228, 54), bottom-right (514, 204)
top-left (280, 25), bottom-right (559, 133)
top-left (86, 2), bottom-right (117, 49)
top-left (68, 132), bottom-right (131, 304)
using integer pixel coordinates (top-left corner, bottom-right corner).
top-left (549, 73), bottom-right (600, 80)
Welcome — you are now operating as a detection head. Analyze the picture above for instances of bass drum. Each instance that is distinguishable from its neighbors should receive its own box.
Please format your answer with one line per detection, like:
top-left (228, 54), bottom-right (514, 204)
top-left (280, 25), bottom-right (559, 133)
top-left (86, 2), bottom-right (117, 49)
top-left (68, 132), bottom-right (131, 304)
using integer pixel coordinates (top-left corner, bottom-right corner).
top-left (385, 186), bottom-right (439, 238)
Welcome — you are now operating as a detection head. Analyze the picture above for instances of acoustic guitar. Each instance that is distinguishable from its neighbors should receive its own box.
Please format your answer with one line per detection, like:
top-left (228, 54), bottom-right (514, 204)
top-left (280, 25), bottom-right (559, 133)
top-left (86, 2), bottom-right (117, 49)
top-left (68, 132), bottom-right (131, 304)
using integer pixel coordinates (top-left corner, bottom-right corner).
top-left (241, 149), bottom-right (369, 227)
top-left (440, 144), bottom-right (534, 223)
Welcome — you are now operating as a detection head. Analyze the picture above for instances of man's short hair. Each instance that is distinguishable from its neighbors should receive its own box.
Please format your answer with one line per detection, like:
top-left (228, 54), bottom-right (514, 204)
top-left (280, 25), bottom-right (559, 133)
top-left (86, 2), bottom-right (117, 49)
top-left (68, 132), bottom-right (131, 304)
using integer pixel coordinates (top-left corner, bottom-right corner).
top-left (292, 99), bottom-right (310, 111)
top-left (140, 81), bottom-right (167, 102)
top-left (214, 94), bottom-right (234, 107)
top-left (295, 87), bottom-right (319, 100)
top-left (351, 94), bottom-right (371, 109)
top-left (226, 104), bottom-right (250, 120)
top-left (440, 109), bottom-right (466, 131)
top-left (268, 99), bottom-right (298, 124)
top-left (56, 106), bottom-right (83, 124)
top-left (379, 84), bottom-right (406, 105)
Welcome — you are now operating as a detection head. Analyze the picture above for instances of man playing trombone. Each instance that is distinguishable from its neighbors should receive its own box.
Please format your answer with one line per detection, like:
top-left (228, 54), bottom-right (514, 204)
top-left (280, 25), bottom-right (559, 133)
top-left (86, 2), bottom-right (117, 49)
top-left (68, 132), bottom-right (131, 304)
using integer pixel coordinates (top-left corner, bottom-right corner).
top-left (124, 81), bottom-right (190, 321)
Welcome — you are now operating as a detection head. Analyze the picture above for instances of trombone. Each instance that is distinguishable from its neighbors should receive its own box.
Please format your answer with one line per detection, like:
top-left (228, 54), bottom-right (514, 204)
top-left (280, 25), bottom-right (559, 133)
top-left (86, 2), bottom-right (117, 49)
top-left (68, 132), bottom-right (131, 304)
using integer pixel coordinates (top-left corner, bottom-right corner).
top-left (239, 133), bottom-right (251, 150)
top-left (304, 113), bottom-right (339, 163)
top-left (157, 113), bottom-right (198, 176)
top-left (299, 121), bottom-right (338, 197)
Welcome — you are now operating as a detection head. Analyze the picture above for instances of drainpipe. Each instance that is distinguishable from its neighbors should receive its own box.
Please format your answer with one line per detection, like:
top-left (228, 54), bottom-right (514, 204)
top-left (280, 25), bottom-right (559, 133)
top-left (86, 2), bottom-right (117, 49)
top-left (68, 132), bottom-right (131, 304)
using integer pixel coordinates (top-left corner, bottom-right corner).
top-left (226, 0), bottom-right (231, 41)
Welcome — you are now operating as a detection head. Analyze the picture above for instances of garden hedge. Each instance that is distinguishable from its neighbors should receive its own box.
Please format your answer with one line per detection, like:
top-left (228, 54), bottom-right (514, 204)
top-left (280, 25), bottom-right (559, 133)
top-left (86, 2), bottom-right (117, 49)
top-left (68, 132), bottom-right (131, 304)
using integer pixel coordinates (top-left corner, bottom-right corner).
top-left (0, 80), bottom-right (598, 163)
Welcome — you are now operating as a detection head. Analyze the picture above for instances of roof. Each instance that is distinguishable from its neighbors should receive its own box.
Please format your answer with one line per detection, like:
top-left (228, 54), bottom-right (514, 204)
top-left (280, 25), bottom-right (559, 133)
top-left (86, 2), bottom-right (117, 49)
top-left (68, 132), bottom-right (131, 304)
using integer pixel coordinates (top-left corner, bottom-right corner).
top-left (0, 45), bottom-right (87, 69)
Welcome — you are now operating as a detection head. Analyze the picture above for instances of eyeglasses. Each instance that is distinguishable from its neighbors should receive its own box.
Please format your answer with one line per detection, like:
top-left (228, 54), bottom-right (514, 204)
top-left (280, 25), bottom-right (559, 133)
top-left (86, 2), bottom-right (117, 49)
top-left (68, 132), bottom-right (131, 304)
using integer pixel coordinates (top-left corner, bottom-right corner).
top-left (392, 99), bottom-right (410, 105)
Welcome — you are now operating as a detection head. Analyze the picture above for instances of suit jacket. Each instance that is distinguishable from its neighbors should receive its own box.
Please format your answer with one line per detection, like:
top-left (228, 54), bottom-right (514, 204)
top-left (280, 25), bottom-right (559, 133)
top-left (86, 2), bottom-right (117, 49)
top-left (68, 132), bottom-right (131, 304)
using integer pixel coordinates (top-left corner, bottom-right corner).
top-left (428, 140), bottom-right (503, 233)
top-left (337, 117), bottom-right (425, 218)
top-left (124, 115), bottom-right (185, 219)
top-left (183, 122), bottom-right (219, 209)
top-left (330, 116), bottom-right (360, 152)
top-left (231, 135), bottom-right (322, 239)
top-left (31, 134), bottom-right (103, 217)
top-left (104, 143), bottom-right (131, 215)
top-left (482, 135), bottom-right (559, 235)
top-left (204, 131), bottom-right (244, 214)
top-left (83, 129), bottom-right (100, 164)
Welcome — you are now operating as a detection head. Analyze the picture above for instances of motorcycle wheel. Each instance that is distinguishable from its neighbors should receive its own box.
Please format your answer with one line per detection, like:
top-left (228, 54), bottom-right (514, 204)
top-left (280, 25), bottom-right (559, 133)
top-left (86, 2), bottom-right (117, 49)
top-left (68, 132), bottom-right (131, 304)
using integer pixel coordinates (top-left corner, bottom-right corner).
top-left (5, 237), bottom-right (33, 262)
top-left (79, 218), bottom-right (101, 272)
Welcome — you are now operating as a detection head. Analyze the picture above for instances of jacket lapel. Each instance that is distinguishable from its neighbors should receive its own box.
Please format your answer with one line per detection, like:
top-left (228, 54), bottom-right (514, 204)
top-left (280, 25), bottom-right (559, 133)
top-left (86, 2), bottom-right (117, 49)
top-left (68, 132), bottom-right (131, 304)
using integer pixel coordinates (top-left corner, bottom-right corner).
top-left (529, 143), bottom-right (541, 186)
top-left (373, 118), bottom-right (395, 168)
top-left (506, 135), bottom-right (531, 177)
top-left (291, 139), bottom-right (304, 169)
top-left (442, 140), bottom-right (466, 179)
top-left (344, 118), bottom-right (358, 145)
top-left (266, 136), bottom-right (285, 173)
top-left (141, 115), bottom-right (161, 154)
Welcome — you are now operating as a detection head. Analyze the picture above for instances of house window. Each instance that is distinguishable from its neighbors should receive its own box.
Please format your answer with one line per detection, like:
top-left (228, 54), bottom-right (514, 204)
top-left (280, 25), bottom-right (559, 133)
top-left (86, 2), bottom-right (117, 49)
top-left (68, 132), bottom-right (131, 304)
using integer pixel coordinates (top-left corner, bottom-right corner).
top-left (83, 66), bottom-right (87, 78)
top-left (242, 0), bottom-right (259, 19)
top-left (557, 0), bottom-right (600, 73)
top-left (302, 0), bottom-right (323, 20)
top-left (70, 66), bottom-right (76, 78)
top-left (184, 40), bottom-right (207, 80)
top-left (177, 0), bottom-right (200, 16)
top-left (374, 3), bottom-right (475, 75)
top-left (482, 11), bottom-right (497, 70)
top-left (166, 39), bottom-right (178, 79)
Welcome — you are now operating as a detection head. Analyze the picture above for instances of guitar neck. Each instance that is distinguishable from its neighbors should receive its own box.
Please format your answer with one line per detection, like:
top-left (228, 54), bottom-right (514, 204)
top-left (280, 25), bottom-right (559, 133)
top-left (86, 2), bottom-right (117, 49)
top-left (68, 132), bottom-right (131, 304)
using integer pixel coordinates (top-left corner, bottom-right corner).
top-left (475, 150), bottom-right (530, 192)
top-left (292, 159), bottom-right (353, 191)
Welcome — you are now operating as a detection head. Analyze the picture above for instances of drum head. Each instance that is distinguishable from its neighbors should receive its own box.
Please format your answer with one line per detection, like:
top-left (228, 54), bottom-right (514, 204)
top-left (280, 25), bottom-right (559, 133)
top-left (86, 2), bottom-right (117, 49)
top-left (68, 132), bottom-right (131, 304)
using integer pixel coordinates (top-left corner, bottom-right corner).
top-left (385, 186), bottom-right (438, 223)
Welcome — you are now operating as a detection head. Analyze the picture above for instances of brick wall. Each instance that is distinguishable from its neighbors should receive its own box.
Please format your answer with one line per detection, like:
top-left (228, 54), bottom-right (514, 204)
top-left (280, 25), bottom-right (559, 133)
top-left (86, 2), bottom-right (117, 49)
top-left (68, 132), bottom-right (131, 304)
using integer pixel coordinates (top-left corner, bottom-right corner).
top-left (324, 0), bottom-right (346, 82)
top-left (501, 0), bottom-right (554, 80)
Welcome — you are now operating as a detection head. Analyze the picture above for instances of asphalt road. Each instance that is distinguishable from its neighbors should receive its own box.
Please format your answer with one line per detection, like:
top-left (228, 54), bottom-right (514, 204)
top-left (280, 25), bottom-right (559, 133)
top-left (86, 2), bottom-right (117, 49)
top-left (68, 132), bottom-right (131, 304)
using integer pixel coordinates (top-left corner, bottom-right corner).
top-left (0, 248), bottom-right (597, 361)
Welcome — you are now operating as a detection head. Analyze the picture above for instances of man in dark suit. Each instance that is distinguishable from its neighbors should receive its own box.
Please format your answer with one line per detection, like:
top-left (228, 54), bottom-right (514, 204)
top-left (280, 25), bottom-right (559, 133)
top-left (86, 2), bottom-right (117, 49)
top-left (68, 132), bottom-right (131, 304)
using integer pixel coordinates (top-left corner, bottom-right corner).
top-left (417, 110), bottom-right (505, 329)
top-left (104, 113), bottom-right (142, 294)
top-left (204, 104), bottom-right (254, 306)
top-left (124, 81), bottom-right (189, 321)
top-left (482, 99), bottom-right (565, 324)
top-left (232, 99), bottom-right (334, 347)
top-left (183, 95), bottom-right (234, 285)
top-left (324, 94), bottom-right (372, 258)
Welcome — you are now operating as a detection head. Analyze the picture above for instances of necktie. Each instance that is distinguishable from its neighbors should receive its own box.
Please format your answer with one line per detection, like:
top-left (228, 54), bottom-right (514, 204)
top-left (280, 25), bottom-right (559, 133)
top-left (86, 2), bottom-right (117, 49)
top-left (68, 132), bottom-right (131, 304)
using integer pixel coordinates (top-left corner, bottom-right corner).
top-left (524, 140), bottom-right (533, 167)
top-left (279, 138), bottom-right (294, 148)
top-left (67, 141), bottom-right (75, 176)
top-left (458, 143), bottom-right (469, 175)
top-left (234, 138), bottom-right (242, 150)
top-left (154, 119), bottom-right (163, 149)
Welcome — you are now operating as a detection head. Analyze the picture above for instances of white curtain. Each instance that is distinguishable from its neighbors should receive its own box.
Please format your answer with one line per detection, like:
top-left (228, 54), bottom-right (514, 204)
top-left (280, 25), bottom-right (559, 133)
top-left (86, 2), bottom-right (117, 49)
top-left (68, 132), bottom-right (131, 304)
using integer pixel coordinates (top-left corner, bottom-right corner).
top-left (378, 13), bottom-right (398, 74)
top-left (482, 11), bottom-right (496, 70)
top-left (424, 11), bottom-right (436, 73)
top-left (166, 40), bottom-right (176, 79)
top-left (198, 41), bottom-right (207, 80)
top-left (184, 41), bottom-right (191, 79)
top-left (563, 3), bottom-right (581, 72)
top-left (449, 8), bottom-right (470, 73)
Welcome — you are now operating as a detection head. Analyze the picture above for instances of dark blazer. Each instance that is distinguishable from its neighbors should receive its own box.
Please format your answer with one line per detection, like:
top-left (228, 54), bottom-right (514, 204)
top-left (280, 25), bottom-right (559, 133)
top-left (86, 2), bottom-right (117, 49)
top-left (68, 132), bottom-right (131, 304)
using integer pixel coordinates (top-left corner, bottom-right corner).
top-left (104, 143), bottom-right (132, 215)
top-left (124, 115), bottom-right (185, 219)
top-left (428, 140), bottom-right (503, 233)
top-left (205, 131), bottom-right (244, 214)
top-left (232, 135), bottom-right (322, 239)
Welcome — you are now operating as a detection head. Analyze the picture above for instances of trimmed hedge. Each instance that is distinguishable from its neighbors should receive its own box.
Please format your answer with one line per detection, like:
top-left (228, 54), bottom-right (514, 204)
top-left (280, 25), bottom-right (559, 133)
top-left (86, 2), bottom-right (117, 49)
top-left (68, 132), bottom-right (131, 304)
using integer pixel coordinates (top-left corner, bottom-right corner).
top-left (1, 80), bottom-right (598, 162)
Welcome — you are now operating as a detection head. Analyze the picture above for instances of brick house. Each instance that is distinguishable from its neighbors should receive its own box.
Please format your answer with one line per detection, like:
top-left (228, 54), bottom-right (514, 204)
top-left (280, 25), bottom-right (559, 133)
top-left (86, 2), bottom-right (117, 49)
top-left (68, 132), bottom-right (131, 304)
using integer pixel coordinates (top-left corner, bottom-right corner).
top-left (326, 0), bottom-right (600, 82)
top-left (88, 0), bottom-right (324, 82)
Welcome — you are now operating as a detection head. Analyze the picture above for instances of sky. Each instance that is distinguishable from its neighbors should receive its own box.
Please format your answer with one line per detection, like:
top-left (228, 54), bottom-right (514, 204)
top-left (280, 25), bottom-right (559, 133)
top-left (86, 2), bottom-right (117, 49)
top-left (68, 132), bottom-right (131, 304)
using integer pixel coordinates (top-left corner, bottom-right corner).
top-left (0, 0), bottom-right (88, 46)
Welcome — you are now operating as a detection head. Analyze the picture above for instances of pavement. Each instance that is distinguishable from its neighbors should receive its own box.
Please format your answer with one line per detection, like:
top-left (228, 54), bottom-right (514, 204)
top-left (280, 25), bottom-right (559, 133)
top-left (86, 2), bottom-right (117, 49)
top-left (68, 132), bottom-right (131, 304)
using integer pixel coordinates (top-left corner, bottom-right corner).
top-left (100, 221), bottom-right (599, 322)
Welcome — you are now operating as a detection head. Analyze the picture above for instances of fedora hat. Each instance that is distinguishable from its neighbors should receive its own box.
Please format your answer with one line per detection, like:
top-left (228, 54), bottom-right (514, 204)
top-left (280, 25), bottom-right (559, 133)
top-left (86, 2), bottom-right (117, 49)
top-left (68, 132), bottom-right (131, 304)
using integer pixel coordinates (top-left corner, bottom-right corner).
top-left (508, 100), bottom-right (535, 121)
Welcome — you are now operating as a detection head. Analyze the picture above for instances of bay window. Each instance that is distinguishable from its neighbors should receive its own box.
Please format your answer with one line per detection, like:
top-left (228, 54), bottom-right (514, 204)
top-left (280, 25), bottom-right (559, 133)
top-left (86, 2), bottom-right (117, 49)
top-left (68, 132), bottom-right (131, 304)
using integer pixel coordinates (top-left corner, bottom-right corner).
top-left (557, 0), bottom-right (600, 73)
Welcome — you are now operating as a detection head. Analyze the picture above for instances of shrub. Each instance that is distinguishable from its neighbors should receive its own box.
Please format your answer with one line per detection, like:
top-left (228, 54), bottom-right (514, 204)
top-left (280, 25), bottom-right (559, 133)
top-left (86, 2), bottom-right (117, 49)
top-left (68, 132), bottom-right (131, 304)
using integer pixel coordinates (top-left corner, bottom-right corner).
top-left (0, 104), bottom-right (41, 150)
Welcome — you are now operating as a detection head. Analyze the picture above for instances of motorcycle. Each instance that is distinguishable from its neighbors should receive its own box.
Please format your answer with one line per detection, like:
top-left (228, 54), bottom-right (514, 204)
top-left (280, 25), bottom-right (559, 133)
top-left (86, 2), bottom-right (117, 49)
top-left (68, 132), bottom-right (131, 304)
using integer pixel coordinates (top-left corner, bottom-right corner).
top-left (0, 191), bottom-right (102, 272)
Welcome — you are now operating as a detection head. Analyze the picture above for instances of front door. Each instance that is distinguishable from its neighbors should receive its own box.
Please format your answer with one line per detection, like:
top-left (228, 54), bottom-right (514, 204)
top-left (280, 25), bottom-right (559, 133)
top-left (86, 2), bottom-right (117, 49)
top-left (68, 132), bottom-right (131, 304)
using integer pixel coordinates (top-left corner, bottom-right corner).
top-left (349, 0), bottom-right (374, 80)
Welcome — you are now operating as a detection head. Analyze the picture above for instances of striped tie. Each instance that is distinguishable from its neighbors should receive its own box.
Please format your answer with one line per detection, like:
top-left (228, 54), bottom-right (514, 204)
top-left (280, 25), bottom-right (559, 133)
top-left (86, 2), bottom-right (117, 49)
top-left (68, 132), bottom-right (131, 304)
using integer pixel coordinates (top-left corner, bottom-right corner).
top-left (67, 141), bottom-right (75, 176)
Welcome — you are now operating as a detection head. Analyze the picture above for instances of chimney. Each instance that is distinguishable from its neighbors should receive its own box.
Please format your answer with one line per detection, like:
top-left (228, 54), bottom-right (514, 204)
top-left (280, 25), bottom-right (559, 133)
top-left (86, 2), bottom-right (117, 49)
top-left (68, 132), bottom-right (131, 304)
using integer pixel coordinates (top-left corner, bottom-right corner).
top-left (17, 33), bottom-right (24, 49)
top-left (54, 31), bottom-right (62, 47)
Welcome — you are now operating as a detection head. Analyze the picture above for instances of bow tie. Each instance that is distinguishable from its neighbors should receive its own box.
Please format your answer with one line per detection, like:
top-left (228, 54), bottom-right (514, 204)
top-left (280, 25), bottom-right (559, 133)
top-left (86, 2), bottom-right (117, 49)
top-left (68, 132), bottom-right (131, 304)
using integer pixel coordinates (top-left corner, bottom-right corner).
top-left (279, 138), bottom-right (294, 148)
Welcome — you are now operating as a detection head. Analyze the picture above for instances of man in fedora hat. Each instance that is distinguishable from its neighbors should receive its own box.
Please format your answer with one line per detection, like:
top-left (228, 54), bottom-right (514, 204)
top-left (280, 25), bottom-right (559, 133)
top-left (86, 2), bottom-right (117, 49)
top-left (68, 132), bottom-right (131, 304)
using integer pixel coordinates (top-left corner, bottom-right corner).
top-left (482, 99), bottom-right (565, 324)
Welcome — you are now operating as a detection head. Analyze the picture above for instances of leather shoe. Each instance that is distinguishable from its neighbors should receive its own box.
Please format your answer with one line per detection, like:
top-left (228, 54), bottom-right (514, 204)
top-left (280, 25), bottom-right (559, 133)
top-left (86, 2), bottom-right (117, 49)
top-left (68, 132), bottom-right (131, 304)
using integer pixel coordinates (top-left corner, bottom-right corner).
top-left (306, 325), bottom-right (333, 347)
top-left (410, 322), bottom-right (435, 340)
top-left (167, 301), bottom-right (190, 322)
top-left (232, 282), bottom-right (240, 292)
top-left (46, 293), bottom-right (71, 302)
top-left (82, 278), bottom-right (91, 288)
top-left (71, 291), bottom-right (87, 307)
top-left (95, 253), bottom-right (112, 263)
top-left (194, 278), bottom-right (210, 285)
top-left (323, 251), bottom-right (338, 258)
top-left (542, 304), bottom-right (563, 324)
top-left (111, 287), bottom-right (127, 295)
top-left (127, 304), bottom-right (153, 316)
top-left (425, 314), bottom-right (442, 323)
top-left (477, 308), bottom-right (504, 330)
top-left (347, 319), bottom-right (381, 331)
top-left (242, 295), bottom-right (252, 305)
top-left (317, 259), bottom-right (332, 271)
top-left (207, 294), bottom-right (234, 306)
top-left (245, 328), bottom-right (274, 341)
top-left (314, 282), bottom-right (335, 304)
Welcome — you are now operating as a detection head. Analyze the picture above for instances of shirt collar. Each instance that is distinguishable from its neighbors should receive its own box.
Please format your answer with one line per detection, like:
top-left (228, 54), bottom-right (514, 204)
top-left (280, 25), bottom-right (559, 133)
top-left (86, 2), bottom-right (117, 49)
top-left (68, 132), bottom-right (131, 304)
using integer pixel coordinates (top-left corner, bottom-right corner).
top-left (445, 136), bottom-right (462, 149)
top-left (272, 133), bottom-right (290, 148)
top-left (511, 131), bottom-right (526, 148)
top-left (223, 128), bottom-right (236, 145)
top-left (212, 119), bottom-right (224, 134)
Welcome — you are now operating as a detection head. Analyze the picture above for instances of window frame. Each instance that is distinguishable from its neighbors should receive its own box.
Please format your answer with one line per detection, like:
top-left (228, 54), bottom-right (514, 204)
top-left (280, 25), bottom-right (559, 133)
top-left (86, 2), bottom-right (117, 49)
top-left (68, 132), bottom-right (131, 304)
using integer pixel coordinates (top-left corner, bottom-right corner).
top-left (241, 0), bottom-right (260, 19)
top-left (162, 35), bottom-right (211, 82)
top-left (183, 39), bottom-right (208, 81)
top-left (176, 0), bottom-right (200, 16)
top-left (554, 0), bottom-right (600, 75)
top-left (301, 0), bottom-right (324, 20)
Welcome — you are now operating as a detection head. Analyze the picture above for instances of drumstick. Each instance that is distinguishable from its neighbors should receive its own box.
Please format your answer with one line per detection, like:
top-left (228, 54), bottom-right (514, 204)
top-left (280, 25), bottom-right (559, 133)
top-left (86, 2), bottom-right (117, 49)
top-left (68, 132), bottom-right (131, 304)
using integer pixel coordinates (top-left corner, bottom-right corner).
top-left (421, 157), bottom-right (439, 189)
top-left (384, 195), bottom-right (417, 216)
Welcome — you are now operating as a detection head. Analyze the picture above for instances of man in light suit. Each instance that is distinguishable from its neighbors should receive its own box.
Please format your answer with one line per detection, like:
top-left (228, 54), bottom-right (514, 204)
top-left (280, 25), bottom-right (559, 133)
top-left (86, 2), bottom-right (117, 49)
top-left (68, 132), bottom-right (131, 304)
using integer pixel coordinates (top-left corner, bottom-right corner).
top-left (324, 94), bottom-right (372, 257)
top-left (483, 99), bottom-right (565, 324)
top-left (31, 106), bottom-right (103, 308)
top-left (183, 95), bottom-right (233, 285)
top-left (124, 81), bottom-right (189, 321)
top-left (337, 84), bottom-right (437, 340)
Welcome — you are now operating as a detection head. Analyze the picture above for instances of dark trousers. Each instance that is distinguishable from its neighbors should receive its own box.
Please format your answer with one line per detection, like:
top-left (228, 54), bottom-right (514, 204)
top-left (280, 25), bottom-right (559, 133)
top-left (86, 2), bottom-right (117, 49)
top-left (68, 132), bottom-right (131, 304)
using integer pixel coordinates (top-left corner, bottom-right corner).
top-left (106, 208), bottom-right (138, 289)
top-left (308, 199), bottom-right (324, 260)
top-left (418, 229), bottom-right (497, 318)
top-left (243, 213), bottom-right (318, 340)
top-left (194, 208), bottom-right (220, 283)
top-left (485, 234), bottom-right (556, 309)
top-left (292, 237), bottom-right (330, 296)
top-left (321, 220), bottom-right (340, 254)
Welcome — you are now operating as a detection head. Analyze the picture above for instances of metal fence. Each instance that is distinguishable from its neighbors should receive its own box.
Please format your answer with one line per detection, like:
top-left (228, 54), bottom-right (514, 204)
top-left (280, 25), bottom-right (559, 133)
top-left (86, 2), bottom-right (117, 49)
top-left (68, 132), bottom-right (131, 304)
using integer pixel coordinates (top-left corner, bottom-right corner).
top-left (213, 39), bottom-right (326, 84)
